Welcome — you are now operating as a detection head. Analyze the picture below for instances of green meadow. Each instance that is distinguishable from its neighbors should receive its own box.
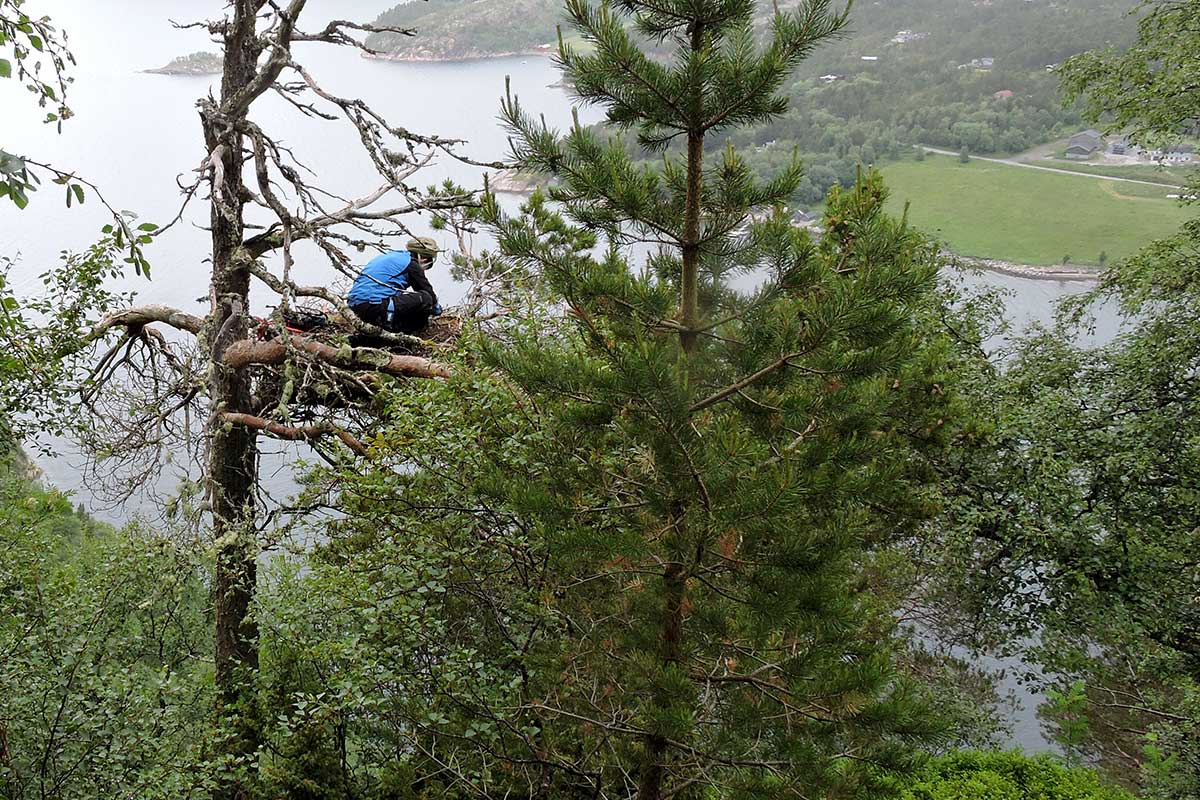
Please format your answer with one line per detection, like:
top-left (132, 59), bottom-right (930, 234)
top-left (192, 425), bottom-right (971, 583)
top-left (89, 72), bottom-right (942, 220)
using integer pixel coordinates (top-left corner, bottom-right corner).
top-left (880, 155), bottom-right (1193, 265)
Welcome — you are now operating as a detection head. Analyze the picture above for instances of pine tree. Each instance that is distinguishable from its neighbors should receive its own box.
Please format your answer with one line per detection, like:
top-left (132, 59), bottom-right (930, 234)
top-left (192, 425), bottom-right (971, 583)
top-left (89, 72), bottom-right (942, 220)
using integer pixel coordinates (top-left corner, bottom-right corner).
top-left (464, 0), bottom-right (952, 796)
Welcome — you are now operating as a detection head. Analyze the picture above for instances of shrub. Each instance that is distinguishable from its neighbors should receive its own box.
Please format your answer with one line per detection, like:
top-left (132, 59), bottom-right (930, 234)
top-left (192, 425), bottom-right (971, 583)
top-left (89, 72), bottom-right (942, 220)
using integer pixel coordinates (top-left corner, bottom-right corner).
top-left (894, 751), bottom-right (1134, 800)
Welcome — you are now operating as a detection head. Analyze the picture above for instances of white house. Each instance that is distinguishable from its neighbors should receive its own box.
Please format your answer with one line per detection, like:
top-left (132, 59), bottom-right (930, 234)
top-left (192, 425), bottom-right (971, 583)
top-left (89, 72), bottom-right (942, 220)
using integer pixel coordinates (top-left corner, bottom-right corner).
top-left (959, 56), bottom-right (995, 70)
top-left (1147, 144), bottom-right (1195, 164)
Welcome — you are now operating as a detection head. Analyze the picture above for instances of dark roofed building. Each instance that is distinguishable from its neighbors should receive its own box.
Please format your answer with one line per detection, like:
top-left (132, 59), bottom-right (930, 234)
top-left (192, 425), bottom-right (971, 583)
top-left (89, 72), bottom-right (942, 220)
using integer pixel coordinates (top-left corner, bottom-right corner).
top-left (1065, 129), bottom-right (1103, 159)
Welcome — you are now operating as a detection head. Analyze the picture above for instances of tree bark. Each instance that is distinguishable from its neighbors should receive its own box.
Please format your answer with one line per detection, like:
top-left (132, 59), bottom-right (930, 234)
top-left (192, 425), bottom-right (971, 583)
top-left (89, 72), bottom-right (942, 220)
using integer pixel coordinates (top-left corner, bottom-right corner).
top-left (223, 334), bottom-right (450, 379)
top-left (207, 5), bottom-right (265, 797)
top-left (640, 19), bottom-right (706, 800)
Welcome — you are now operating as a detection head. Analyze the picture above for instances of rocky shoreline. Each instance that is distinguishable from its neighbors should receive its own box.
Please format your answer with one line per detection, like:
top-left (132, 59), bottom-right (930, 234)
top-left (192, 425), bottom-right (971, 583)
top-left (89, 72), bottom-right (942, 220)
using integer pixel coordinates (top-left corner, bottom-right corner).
top-left (2, 440), bottom-right (43, 484)
top-left (364, 48), bottom-right (553, 64)
top-left (949, 253), bottom-right (1102, 282)
top-left (144, 52), bottom-right (223, 76)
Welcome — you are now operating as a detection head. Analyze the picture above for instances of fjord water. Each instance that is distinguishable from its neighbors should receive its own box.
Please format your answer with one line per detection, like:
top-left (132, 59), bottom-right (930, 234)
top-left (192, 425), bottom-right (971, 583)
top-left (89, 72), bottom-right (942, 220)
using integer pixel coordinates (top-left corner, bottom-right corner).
top-left (0, 0), bottom-right (587, 302)
top-left (1, 0), bottom-right (1116, 753)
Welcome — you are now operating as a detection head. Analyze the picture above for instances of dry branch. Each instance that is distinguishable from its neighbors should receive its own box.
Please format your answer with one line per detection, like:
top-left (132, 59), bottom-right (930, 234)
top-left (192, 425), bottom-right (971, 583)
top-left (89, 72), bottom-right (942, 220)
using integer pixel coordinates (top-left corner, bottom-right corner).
top-left (688, 351), bottom-right (823, 413)
top-left (88, 305), bottom-right (205, 339)
top-left (220, 411), bottom-right (369, 456)
top-left (222, 334), bottom-right (450, 379)
top-left (223, 0), bottom-right (307, 119)
top-left (291, 19), bottom-right (418, 52)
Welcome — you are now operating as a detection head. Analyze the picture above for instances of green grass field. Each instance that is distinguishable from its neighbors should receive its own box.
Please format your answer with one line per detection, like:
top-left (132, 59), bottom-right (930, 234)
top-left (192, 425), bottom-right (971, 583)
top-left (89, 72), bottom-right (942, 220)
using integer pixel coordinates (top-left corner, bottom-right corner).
top-left (880, 155), bottom-right (1193, 265)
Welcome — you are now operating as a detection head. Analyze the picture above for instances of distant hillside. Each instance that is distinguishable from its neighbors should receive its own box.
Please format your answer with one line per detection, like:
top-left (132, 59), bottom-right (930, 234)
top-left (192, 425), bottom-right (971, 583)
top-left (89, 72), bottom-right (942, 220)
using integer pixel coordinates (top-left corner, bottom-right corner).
top-left (366, 0), bottom-right (561, 61)
top-left (365, 0), bottom-right (1134, 71)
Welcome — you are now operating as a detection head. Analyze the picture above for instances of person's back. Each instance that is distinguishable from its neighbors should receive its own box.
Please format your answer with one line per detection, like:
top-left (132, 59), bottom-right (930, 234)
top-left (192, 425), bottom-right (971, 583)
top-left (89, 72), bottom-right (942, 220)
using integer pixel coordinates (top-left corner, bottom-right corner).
top-left (346, 250), bottom-right (413, 306)
top-left (345, 238), bottom-right (442, 335)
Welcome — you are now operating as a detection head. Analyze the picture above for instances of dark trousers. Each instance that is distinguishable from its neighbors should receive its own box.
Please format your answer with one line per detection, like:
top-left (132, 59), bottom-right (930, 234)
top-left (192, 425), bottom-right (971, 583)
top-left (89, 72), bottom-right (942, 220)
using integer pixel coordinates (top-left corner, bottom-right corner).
top-left (349, 291), bottom-right (434, 335)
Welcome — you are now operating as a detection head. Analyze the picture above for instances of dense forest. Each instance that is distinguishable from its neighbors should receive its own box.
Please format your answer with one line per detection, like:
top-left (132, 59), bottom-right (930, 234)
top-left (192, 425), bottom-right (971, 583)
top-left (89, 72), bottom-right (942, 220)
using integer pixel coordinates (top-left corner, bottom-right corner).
top-left (2, 0), bottom-right (1199, 798)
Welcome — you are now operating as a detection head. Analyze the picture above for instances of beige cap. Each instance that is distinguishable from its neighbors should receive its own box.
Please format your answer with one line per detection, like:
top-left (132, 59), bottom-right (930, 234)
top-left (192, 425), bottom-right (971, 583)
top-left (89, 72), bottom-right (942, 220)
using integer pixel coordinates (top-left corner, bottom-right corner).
top-left (406, 236), bottom-right (440, 256)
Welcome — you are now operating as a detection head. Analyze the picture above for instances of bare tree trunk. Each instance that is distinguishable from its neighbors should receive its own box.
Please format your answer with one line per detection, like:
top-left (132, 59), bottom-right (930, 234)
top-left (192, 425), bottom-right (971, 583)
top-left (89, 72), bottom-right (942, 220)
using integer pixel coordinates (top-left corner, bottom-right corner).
top-left (205, 5), bottom-right (264, 795)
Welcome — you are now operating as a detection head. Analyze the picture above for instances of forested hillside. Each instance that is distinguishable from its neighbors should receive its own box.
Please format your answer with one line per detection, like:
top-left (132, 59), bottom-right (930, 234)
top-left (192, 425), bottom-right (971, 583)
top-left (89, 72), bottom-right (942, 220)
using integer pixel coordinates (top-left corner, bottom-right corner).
top-left (0, 433), bottom-right (215, 799)
top-left (704, 0), bottom-right (1141, 202)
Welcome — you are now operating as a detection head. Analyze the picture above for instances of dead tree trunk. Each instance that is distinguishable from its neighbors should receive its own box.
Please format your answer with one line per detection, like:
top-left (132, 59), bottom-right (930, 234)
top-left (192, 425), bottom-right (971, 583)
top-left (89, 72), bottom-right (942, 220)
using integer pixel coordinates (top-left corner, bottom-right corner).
top-left (203, 3), bottom-right (267, 793)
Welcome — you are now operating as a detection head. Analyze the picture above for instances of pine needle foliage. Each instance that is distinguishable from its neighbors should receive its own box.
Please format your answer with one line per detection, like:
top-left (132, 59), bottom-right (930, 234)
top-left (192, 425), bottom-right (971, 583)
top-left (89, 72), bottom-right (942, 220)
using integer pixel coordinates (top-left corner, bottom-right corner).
top-left (458, 0), bottom-right (955, 796)
top-left (469, 182), bottom-right (949, 800)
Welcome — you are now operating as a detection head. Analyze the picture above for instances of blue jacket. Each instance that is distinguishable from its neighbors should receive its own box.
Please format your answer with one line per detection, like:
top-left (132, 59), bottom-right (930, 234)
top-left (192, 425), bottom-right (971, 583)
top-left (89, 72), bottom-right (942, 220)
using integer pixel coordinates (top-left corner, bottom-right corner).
top-left (347, 251), bottom-right (413, 306)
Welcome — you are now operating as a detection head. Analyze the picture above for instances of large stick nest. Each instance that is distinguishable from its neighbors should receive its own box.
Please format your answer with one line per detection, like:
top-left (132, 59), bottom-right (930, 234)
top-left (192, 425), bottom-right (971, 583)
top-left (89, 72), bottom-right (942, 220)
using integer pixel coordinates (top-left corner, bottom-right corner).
top-left (248, 306), bottom-right (462, 418)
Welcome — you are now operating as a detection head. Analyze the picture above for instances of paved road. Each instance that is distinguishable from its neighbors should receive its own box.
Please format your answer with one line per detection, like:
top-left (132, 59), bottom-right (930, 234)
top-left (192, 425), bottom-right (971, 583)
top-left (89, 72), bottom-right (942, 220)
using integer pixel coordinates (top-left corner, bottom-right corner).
top-left (919, 146), bottom-right (1180, 189)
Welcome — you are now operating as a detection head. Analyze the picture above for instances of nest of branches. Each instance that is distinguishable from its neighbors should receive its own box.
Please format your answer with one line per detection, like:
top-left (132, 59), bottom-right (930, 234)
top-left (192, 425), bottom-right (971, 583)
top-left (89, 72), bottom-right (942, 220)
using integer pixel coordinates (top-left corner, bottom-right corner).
top-left (247, 304), bottom-right (464, 413)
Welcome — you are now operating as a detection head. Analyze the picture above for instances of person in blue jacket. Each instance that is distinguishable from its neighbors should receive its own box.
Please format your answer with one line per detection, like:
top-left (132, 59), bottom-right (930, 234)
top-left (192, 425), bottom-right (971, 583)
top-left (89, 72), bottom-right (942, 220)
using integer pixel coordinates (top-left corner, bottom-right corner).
top-left (346, 236), bottom-right (443, 335)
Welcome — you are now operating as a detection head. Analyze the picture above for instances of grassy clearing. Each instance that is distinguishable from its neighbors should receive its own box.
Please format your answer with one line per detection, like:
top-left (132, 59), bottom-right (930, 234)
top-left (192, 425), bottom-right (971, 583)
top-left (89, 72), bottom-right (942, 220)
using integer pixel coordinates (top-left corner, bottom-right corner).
top-left (559, 32), bottom-right (596, 53)
top-left (880, 154), bottom-right (1193, 265)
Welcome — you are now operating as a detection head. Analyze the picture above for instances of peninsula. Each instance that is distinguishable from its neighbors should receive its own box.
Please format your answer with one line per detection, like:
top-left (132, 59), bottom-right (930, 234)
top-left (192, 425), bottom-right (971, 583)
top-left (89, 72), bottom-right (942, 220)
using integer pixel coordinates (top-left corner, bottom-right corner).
top-left (144, 51), bottom-right (223, 76)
